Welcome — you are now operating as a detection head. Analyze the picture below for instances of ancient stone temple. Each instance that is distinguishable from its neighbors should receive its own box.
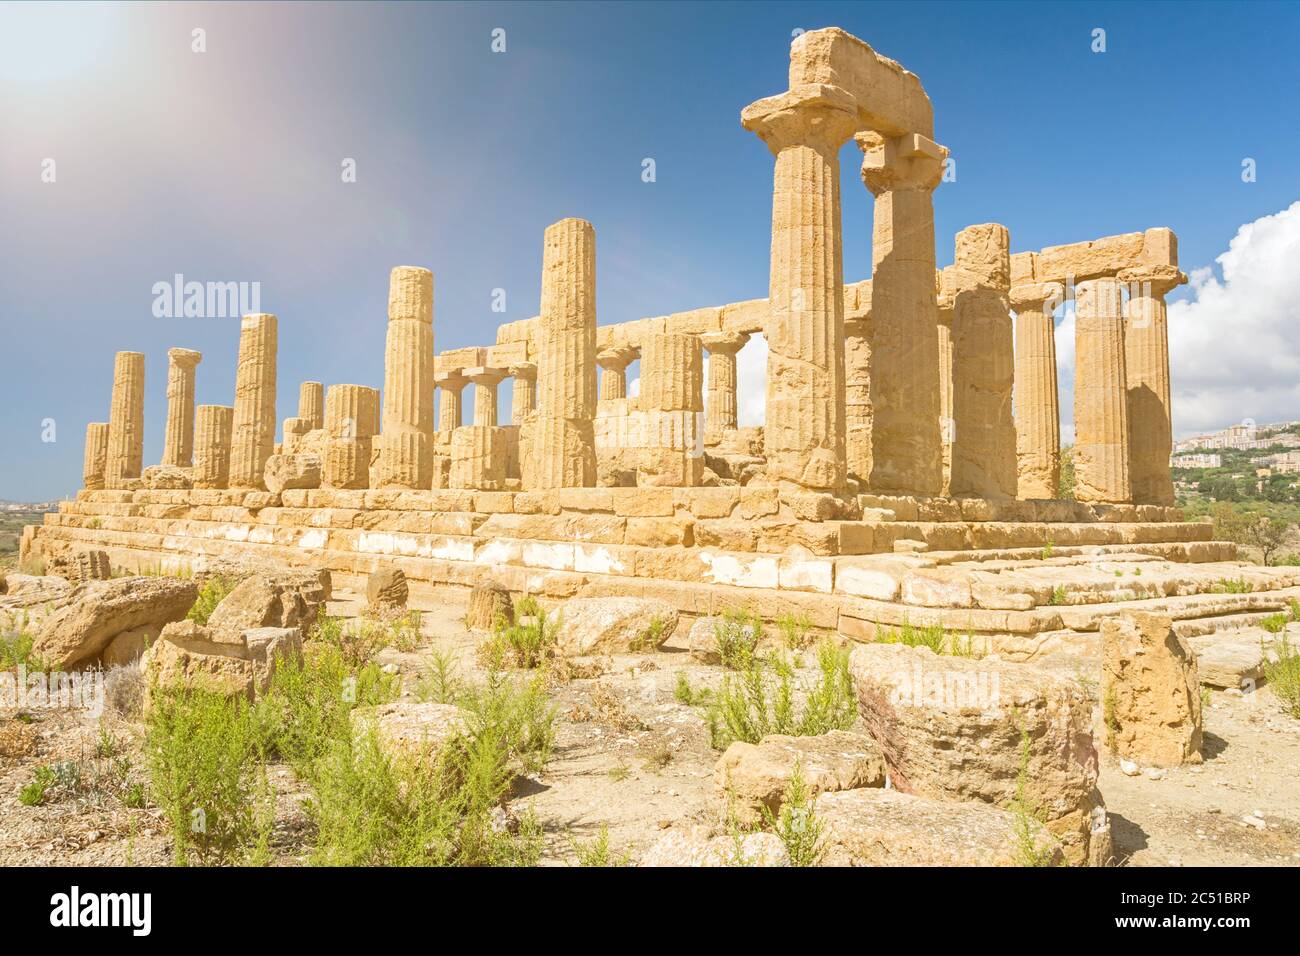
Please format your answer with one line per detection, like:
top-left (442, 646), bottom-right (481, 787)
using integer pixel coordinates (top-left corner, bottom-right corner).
top-left (33, 27), bottom-right (1299, 660)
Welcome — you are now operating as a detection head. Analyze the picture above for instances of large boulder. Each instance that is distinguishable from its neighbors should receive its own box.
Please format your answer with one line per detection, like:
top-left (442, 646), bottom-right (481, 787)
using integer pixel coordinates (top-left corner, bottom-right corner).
top-left (815, 789), bottom-right (1064, 867)
top-left (1186, 630), bottom-right (1271, 690)
top-left (714, 730), bottom-right (885, 826)
top-left (849, 642), bottom-right (1100, 865)
top-left (33, 576), bottom-right (198, 670)
top-left (206, 568), bottom-right (331, 640)
top-left (466, 581), bottom-right (513, 632)
top-left (1101, 612), bottom-right (1203, 766)
top-left (141, 464), bottom-right (193, 490)
top-left (242, 626), bottom-right (303, 693)
top-left (264, 453), bottom-right (322, 494)
top-left (144, 620), bottom-right (256, 709)
top-left (552, 597), bottom-right (679, 656)
top-left (639, 827), bottom-right (789, 867)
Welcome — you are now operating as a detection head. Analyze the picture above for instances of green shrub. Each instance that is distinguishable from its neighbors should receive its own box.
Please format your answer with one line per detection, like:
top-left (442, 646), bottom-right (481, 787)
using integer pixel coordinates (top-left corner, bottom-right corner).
top-left (19, 765), bottom-right (55, 806)
top-left (875, 619), bottom-right (980, 656)
top-left (706, 640), bottom-right (856, 750)
top-left (145, 690), bottom-right (274, 866)
top-left (570, 825), bottom-right (629, 867)
top-left (1048, 585), bottom-right (1069, 606)
top-left (416, 647), bottom-right (462, 705)
top-left (1212, 578), bottom-right (1252, 594)
top-left (762, 761), bottom-right (824, 867)
top-left (186, 575), bottom-right (237, 626)
top-left (1008, 722), bottom-right (1062, 867)
top-left (1262, 613), bottom-right (1288, 634)
top-left (714, 608), bottom-right (763, 670)
top-left (481, 597), bottom-right (555, 669)
top-left (1264, 634), bottom-right (1300, 719)
top-left (777, 612), bottom-right (813, 650)
top-left (313, 613), bottom-right (416, 668)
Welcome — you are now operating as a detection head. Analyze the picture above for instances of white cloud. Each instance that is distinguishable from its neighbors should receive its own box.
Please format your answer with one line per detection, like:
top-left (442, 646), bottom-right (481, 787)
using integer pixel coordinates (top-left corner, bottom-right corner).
top-left (1167, 201), bottom-right (1300, 435)
top-left (735, 332), bottom-right (768, 426)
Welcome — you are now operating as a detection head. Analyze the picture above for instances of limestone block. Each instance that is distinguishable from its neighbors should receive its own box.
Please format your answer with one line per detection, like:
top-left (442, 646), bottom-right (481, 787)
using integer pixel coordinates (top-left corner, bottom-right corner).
top-left (815, 788), bottom-right (1064, 867)
top-left (639, 827), bottom-right (788, 867)
top-left (466, 581), bottom-right (513, 631)
top-left (449, 425), bottom-right (508, 491)
top-left (366, 566), bottom-right (408, 612)
top-left (714, 730), bottom-right (885, 826)
top-left (1101, 612), bottom-right (1202, 766)
top-left (520, 416), bottom-right (596, 490)
top-left (849, 643), bottom-right (1100, 864)
top-left (551, 596), bottom-right (679, 655)
top-left (33, 576), bottom-right (198, 670)
top-left (281, 416), bottom-right (313, 454)
top-left (142, 464), bottom-right (193, 490)
top-left (264, 453), bottom-right (322, 494)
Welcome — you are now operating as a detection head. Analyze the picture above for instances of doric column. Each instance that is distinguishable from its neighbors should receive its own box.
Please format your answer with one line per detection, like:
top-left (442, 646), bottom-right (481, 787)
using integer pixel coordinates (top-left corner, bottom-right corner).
top-left (376, 266), bottom-right (435, 489)
top-left (281, 417), bottom-right (312, 454)
top-left (596, 346), bottom-right (637, 401)
top-left (510, 362), bottom-right (537, 424)
top-left (843, 318), bottom-right (872, 485)
top-left (298, 381), bottom-right (324, 431)
top-left (523, 217), bottom-right (598, 489)
top-left (701, 331), bottom-right (748, 446)
top-left (1119, 264), bottom-right (1184, 506)
top-left (83, 423), bottom-right (109, 491)
top-left (637, 332), bottom-right (704, 486)
top-left (1074, 278), bottom-right (1132, 504)
top-left (193, 405), bottom-right (234, 489)
top-left (229, 313), bottom-right (278, 489)
top-left (935, 268), bottom-right (955, 494)
top-left (161, 348), bottom-right (202, 467)
top-left (465, 366), bottom-right (508, 427)
top-left (436, 371), bottom-right (466, 433)
top-left (105, 351), bottom-right (145, 488)
top-left (949, 223), bottom-right (1016, 499)
top-left (857, 130), bottom-right (947, 495)
top-left (1011, 280), bottom-right (1065, 500)
top-left (323, 384), bottom-right (378, 489)
top-left (742, 85), bottom-right (859, 491)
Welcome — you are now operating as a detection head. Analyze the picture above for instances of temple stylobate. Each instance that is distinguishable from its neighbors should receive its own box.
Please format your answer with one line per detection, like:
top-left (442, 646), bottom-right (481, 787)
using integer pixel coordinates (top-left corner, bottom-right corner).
top-left (31, 27), bottom-right (1213, 663)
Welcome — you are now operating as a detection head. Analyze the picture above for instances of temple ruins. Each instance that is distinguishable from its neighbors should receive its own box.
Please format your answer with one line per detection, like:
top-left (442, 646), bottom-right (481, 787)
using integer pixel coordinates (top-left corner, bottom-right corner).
top-left (26, 28), bottom-right (1300, 659)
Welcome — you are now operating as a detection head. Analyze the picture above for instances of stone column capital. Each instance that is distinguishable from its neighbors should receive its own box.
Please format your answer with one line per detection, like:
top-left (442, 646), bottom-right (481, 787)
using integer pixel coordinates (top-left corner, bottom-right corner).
top-left (742, 84), bottom-right (860, 155)
top-left (1117, 264), bottom-right (1187, 298)
top-left (700, 331), bottom-right (750, 356)
top-left (167, 347), bottom-right (202, 369)
top-left (857, 130), bottom-right (947, 195)
top-left (464, 365), bottom-right (508, 387)
top-left (435, 370), bottom-right (467, 391)
top-left (509, 361), bottom-right (537, 381)
top-left (596, 346), bottom-right (638, 371)
top-left (1009, 281), bottom-right (1065, 316)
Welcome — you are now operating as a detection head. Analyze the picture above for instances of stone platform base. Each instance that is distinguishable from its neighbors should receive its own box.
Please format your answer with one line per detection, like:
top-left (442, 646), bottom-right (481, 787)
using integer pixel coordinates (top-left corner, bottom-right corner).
top-left (25, 486), bottom-right (1289, 660)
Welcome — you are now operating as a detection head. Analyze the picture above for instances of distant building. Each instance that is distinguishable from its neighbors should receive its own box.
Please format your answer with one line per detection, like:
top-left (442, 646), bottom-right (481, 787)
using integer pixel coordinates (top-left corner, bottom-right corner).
top-left (1171, 453), bottom-right (1222, 468)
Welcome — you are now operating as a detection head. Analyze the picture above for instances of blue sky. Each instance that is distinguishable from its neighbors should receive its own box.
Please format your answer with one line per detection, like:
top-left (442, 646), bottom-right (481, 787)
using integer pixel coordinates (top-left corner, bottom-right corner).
top-left (2, 1), bottom-right (1298, 501)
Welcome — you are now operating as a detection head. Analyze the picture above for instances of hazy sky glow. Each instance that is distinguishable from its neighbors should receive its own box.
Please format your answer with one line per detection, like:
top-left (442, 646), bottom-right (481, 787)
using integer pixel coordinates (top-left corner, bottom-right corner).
top-left (2, 1), bottom-right (1298, 500)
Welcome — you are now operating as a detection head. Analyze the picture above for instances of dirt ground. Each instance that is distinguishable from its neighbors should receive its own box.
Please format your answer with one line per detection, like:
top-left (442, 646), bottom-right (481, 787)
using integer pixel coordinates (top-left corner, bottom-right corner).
top-left (2, 585), bottom-right (1297, 867)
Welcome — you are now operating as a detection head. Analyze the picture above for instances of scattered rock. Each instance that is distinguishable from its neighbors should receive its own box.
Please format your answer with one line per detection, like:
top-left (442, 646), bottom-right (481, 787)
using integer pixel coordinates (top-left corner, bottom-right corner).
top-left (206, 568), bottom-right (331, 641)
top-left (1185, 631), bottom-right (1270, 689)
top-left (552, 597), bottom-right (679, 656)
top-left (350, 701), bottom-right (469, 769)
top-left (849, 642), bottom-right (1100, 865)
top-left (714, 730), bottom-right (885, 826)
top-left (465, 581), bottom-right (513, 632)
top-left (1101, 612), bottom-right (1203, 767)
top-left (32, 576), bottom-right (198, 670)
top-left (49, 549), bottom-right (112, 584)
top-left (144, 620), bottom-right (256, 709)
top-left (141, 464), bottom-right (193, 490)
top-left (242, 626), bottom-right (303, 693)
top-left (815, 788), bottom-right (1064, 867)
top-left (1120, 758), bottom-right (1140, 776)
top-left (638, 827), bottom-right (789, 867)
top-left (365, 567), bottom-right (408, 614)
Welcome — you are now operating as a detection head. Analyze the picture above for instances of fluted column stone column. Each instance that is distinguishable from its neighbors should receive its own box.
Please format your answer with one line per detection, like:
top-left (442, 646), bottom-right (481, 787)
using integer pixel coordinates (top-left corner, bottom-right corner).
top-left (466, 367), bottom-right (508, 427)
top-left (1120, 264), bottom-right (1184, 506)
top-left (701, 331), bottom-right (748, 447)
top-left (161, 348), bottom-right (201, 468)
top-left (436, 372), bottom-right (467, 433)
top-left (298, 381), bottom-right (324, 431)
top-left (742, 85), bottom-right (859, 491)
top-left (83, 423), bottom-right (110, 491)
top-left (1011, 281), bottom-right (1064, 500)
top-left (376, 266), bottom-right (435, 489)
top-left (105, 351), bottom-right (145, 488)
top-left (1074, 278), bottom-right (1132, 504)
top-left (510, 363), bottom-right (537, 425)
top-left (193, 405), bottom-right (234, 489)
top-left (229, 313), bottom-right (277, 489)
top-left (597, 347), bottom-right (637, 402)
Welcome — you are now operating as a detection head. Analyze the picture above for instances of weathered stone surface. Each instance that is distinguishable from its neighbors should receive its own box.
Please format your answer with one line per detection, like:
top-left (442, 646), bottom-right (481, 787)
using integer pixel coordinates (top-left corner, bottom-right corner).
top-left (145, 620), bottom-right (255, 706)
top-left (102, 627), bottom-right (156, 667)
top-left (849, 642), bottom-right (1100, 864)
top-left (33, 576), bottom-right (198, 670)
top-left (815, 788), bottom-right (1064, 867)
top-left (264, 453), bottom-right (321, 493)
top-left (193, 404), bottom-right (234, 489)
top-left (466, 581), bottom-right (513, 632)
top-left (206, 569), bottom-right (331, 640)
top-left (1185, 631), bottom-right (1270, 689)
top-left (686, 616), bottom-right (726, 664)
top-left (1074, 279), bottom-right (1131, 503)
top-left (229, 313), bottom-right (278, 489)
top-left (366, 567), bottom-right (408, 612)
top-left (142, 464), bottom-right (193, 490)
top-left (376, 266), bottom-right (436, 489)
top-left (162, 348), bottom-right (202, 468)
top-left (714, 730), bottom-right (885, 826)
top-left (105, 351), bottom-right (145, 488)
top-left (1101, 612), bottom-right (1202, 766)
top-left (242, 626), bottom-right (303, 693)
top-left (48, 549), bottom-right (112, 584)
top-left (639, 827), bottom-right (789, 867)
top-left (552, 596), bottom-right (679, 655)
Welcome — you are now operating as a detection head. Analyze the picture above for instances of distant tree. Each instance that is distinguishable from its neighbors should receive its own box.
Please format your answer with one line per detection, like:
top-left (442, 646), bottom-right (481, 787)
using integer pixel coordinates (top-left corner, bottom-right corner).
top-left (1242, 516), bottom-right (1293, 567)
top-left (1058, 445), bottom-right (1075, 500)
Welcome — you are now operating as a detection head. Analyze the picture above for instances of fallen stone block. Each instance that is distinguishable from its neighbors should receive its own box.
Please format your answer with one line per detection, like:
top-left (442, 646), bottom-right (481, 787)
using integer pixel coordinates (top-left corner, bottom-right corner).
top-left (1102, 612), bottom-right (1202, 767)
top-left (639, 827), bottom-right (789, 867)
top-left (552, 596), bottom-right (679, 655)
top-left (33, 576), bottom-right (198, 670)
top-left (466, 581), bottom-right (513, 632)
